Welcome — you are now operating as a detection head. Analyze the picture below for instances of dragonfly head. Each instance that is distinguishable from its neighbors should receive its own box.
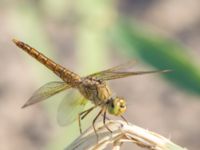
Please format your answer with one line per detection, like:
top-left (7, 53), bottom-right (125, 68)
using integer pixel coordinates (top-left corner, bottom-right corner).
top-left (107, 97), bottom-right (126, 116)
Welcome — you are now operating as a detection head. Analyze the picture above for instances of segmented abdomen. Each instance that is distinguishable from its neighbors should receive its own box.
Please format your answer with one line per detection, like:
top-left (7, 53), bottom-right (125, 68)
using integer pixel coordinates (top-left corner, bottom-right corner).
top-left (13, 39), bottom-right (81, 86)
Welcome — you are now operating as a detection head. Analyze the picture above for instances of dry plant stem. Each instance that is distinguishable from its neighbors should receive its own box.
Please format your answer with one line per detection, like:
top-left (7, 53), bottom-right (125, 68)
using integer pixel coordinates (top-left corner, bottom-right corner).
top-left (65, 120), bottom-right (187, 150)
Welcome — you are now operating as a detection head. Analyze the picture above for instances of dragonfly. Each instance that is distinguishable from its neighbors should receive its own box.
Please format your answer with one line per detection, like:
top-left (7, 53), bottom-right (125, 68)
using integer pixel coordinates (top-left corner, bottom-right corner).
top-left (13, 39), bottom-right (170, 138)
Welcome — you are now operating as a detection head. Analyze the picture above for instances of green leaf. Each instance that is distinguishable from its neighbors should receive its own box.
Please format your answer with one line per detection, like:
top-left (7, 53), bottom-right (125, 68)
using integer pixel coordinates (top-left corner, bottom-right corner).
top-left (112, 19), bottom-right (200, 95)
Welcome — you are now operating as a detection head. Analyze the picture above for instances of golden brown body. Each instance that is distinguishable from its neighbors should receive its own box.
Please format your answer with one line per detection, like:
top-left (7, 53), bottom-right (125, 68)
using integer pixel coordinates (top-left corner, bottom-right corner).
top-left (13, 39), bottom-right (111, 105)
top-left (13, 39), bottom-right (81, 87)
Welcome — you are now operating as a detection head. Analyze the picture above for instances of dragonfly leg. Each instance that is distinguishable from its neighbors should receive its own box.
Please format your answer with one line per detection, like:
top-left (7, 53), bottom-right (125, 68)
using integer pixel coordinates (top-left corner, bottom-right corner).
top-left (81, 106), bottom-right (96, 120)
top-left (78, 113), bottom-right (83, 134)
top-left (93, 108), bottom-right (104, 142)
top-left (121, 115), bottom-right (128, 124)
top-left (78, 106), bottom-right (97, 134)
top-left (103, 109), bottom-right (113, 133)
top-left (102, 114), bottom-right (111, 120)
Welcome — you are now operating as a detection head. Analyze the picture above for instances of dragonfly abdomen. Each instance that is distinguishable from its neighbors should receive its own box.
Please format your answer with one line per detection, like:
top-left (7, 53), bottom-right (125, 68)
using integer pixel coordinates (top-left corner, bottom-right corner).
top-left (13, 39), bottom-right (81, 86)
top-left (61, 68), bottom-right (81, 86)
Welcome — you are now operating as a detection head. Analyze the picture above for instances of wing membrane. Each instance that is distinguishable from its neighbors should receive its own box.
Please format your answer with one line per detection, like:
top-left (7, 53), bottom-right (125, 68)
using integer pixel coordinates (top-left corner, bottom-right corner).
top-left (22, 81), bottom-right (70, 108)
top-left (87, 61), bottom-right (171, 81)
top-left (88, 61), bottom-right (137, 79)
top-left (96, 70), bottom-right (171, 81)
top-left (57, 89), bottom-right (88, 126)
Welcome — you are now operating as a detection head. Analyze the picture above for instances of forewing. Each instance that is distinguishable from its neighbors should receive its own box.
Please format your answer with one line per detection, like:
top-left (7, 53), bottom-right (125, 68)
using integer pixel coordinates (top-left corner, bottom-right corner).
top-left (96, 70), bottom-right (171, 81)
top-left (57, 90), bottom-right (88, 126)
top-left (22, 81), bottom-right (70, 108)
top-left (87, 61), bottom-right (171, 81)
top-left (88, 61), bottom-right (137, 79)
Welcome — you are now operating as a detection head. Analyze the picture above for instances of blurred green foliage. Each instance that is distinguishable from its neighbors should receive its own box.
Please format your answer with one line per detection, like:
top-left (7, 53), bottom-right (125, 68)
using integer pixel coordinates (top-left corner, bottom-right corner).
top-left (112, 19), bottom-right (200, 95)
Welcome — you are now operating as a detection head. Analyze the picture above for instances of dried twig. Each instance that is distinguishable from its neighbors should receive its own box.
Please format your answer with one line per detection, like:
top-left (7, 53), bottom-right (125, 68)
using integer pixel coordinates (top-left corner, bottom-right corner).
top-left (65, 120), bottom-right (187, 150)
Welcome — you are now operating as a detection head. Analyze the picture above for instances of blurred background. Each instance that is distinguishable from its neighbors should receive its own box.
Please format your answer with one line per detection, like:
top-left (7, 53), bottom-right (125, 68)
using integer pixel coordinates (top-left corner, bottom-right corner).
top-left (0, 0), bottom-right (200, 150)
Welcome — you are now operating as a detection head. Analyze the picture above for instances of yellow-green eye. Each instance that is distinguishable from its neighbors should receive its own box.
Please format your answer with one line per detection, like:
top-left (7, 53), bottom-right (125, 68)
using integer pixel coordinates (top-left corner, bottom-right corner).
top-left (108, 97), bottom-right (126, 116)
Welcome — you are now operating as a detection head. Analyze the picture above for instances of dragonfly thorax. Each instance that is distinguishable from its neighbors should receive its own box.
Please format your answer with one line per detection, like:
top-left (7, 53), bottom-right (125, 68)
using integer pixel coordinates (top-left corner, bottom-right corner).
top-left (78, 78), bottom-right (112, 105)
top-left (107, 97), bottom-right (126, 116)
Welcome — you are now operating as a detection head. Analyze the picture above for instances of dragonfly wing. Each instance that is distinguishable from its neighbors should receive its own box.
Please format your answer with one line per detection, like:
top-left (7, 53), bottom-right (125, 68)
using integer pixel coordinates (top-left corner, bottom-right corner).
top-left (96, 70), bottom-right (172, 81)
top-left (22, 81), bottom-right (70, 108)
top-left (57, 89), bottom-right (88, 126)
top-left (87, 61), bottom-right (171, 81)
top-left (88, 61), bottom-right (137, 79)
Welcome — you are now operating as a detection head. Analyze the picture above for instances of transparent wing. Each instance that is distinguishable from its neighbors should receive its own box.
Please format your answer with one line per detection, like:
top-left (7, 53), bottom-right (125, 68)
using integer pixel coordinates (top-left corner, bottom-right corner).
top-left (94, 70), bottom-right (172, 81)
top-left (87, 61), bottom-right (171, 81)
top-left (88, 61), bottom-right (137, 79)
top-left (22, 81), bottom-right (70, 108)
top-left (57, 89), bottom-right (88, 126)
